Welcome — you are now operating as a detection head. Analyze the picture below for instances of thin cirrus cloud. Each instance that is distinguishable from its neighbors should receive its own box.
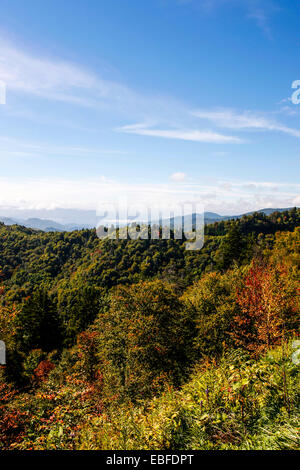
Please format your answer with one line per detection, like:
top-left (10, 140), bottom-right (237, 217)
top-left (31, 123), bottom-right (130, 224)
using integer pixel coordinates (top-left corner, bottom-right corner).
top-left (175, 0), bottom-right (277, 39)
top-left (192, 108), bottom-right (300, 138)
top-left (0, 36), bottom-right (195, 123)
top-left (0, 40), bottom-right (97, 96)
top-left (1, 37), bottom-right (299, 145)
top-left (0, 136), bottom-right (126, 160)
top-left (117, 123), bottom-right (242, 143)
top-left (0, 37), bottom-right (243, 145)
top-left (0, 37), bottom-right (147, 113)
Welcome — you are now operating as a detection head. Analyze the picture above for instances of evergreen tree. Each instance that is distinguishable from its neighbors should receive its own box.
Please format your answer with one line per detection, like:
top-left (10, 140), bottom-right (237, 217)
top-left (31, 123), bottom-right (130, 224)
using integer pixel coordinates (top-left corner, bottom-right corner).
top-left (217, 222), bottom-right (244, 270)
top-left (58, 285), bottom-right (104, 346)
top-left (16, 289), bottom-right (61, 352)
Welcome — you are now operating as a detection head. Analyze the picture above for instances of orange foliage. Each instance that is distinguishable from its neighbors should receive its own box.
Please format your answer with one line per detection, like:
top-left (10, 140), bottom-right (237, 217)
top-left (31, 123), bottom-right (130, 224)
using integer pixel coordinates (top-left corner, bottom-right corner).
top-left (33, 360), bottom-right (55, 383)
top-left (0, 383), bottom-right (28, 449)
top-left (232, 262), bottom-right (298, 356)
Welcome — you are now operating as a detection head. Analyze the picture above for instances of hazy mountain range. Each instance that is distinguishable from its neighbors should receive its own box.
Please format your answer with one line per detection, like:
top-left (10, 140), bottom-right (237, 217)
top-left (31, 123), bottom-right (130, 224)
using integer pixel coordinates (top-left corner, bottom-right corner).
top-left (0, 217), bottom-right (92, 232)
top-left (0, 208), bottom-right (296, 232)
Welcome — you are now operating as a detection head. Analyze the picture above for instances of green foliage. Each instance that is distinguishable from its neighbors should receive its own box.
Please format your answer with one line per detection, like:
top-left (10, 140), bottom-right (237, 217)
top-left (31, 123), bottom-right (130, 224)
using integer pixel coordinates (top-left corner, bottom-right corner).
top-left (95, 280), bottom-right (188, 401)
top-left (77, 343), bottom-right (300, 450)
top-left (57, 285), bottom-right (108, 346)
top-left (0, 209), bottom-right (298, 303)
top-left (216, 223), bottom-right (245, 270)
top-left (22, 349), bottom-right (45, 382)
top-left (181, 270), bottom-right (241, 359)
top-left (16, 289), bottom-right (61, 353)
top-left (0, 209), bottom-right (299, 450)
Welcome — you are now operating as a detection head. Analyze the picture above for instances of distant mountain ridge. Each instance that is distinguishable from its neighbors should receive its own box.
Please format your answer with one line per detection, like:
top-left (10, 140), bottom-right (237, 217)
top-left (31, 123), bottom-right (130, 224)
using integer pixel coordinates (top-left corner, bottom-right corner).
top-left (0, 216), bottom-right (93, 232)
top-left (0, 207), bottom-right (297, 232)
top-left (158, 207), bottom-right (297, 230)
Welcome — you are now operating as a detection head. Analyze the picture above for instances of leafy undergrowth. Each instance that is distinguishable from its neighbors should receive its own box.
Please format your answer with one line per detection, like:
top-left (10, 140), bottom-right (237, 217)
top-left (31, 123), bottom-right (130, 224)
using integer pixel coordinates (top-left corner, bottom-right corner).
top-left (77, 344), bottom-right (299, 450)
top-left (4, 343), bottom-right (298, 450)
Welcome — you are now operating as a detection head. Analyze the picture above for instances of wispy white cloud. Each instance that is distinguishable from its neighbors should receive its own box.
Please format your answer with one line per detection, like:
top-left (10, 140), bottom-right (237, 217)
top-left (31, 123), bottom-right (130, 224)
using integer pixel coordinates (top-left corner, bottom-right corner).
top-left (0, 39), bottom-right (97, 97)
top-left (118, 122), bottom-right (242, 143)
top-left (247, 6), bottom-right (272, 39)
top-left (0, 37), bottom-right (154, 115)
top-left (0, 136), bottom-right (126, 159)
top-left (1, 36), bottom-right (299, 147)
top-left (193, 108), bottom-right (300, 138)
top-left (0, 36), bottom-right (196, 125)
top-left (175, 0), bottom-right (278, 38)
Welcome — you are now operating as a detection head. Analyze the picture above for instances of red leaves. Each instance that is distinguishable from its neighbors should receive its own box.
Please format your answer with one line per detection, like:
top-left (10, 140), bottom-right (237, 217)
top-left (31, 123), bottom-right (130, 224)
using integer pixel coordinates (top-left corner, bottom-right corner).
top-left (0, 409), bottom-right (28, 449)
top-left (33, 360), bottom-right (55, 383)
top-left (0, 382), bottom-right (28, 449)
top-left (232, 262), bottom-right (296, 356)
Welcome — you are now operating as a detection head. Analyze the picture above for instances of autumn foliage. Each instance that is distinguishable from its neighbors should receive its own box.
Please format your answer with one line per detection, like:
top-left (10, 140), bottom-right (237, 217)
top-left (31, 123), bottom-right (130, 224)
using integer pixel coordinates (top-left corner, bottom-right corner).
top-left (33, 360), bottom-right (55, 384)
top-left (0, 211), bottom-right (299, 450)
top-left (232, 262), bottom-right (299, 356)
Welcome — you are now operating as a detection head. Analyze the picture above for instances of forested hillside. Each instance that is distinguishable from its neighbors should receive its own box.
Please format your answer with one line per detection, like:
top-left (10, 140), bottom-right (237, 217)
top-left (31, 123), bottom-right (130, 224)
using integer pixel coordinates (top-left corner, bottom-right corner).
top-left (0, 208), bottom-right (299, 450)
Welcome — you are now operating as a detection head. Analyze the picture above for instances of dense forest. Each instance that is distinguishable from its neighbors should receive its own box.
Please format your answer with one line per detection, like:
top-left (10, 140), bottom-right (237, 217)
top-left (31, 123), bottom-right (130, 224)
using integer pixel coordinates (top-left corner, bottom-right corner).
top-left (0, 208), bottom-right (299, 450)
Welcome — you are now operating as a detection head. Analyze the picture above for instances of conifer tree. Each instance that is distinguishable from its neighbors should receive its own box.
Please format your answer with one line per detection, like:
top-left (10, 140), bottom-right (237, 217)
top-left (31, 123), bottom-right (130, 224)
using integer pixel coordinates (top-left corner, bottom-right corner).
top-left (16, 289), bottom-right (61, 352)
top-left (217, 222), bottom-right (244, 270)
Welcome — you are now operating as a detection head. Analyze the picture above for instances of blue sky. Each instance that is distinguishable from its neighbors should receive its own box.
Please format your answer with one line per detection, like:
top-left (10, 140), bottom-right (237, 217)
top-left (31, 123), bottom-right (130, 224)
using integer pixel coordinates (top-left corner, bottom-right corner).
top-left (0, 0), bottom-right (299, 218)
